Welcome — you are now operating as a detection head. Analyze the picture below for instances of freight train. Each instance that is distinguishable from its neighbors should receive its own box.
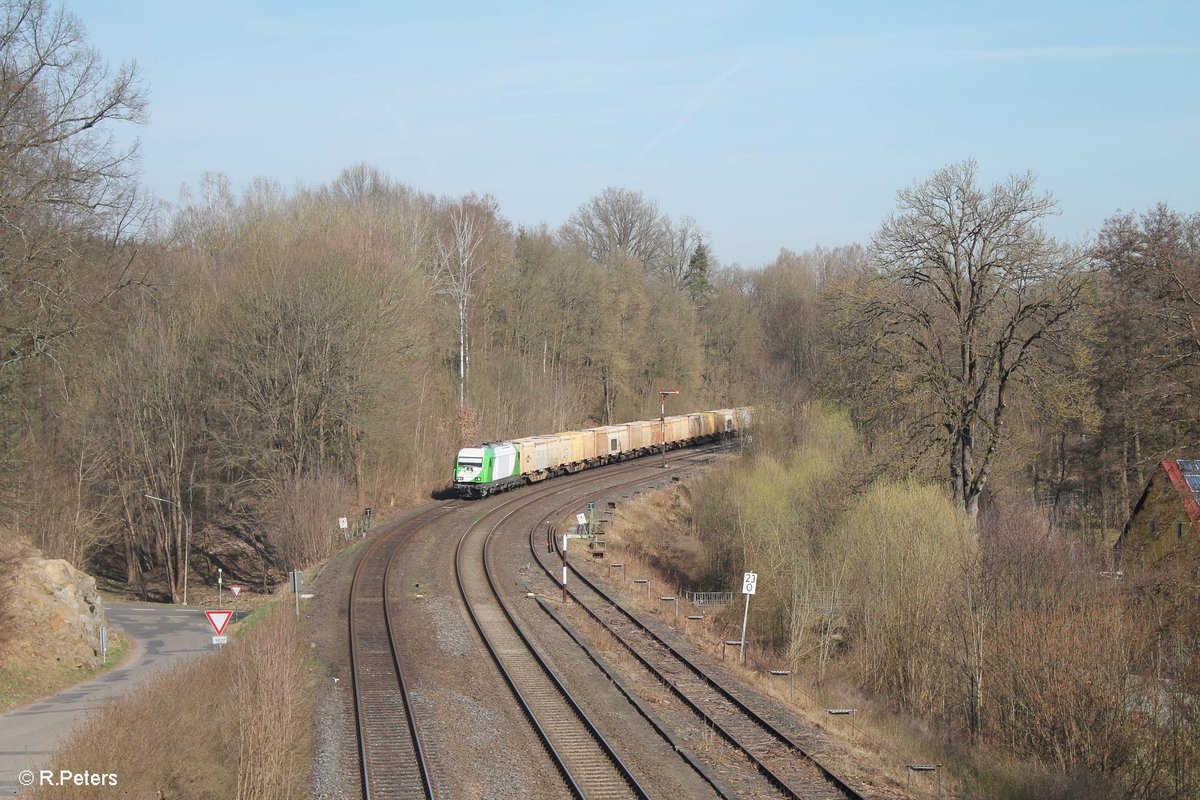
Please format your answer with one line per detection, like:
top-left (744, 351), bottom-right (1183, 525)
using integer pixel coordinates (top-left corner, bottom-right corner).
top-left (452, 408), bottom-right (750, 498)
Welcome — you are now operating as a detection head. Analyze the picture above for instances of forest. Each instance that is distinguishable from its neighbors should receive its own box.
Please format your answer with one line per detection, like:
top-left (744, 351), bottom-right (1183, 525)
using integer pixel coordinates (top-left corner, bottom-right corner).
top-left (0, 1), bottom-right (1197, 796)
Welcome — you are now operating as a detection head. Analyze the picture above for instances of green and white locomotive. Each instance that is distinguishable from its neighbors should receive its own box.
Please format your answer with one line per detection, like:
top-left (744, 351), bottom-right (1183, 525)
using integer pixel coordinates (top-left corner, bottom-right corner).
top-left (452, 442), bottom-right (522, 498)
top-left (453, 408), bottom-right (750, 499)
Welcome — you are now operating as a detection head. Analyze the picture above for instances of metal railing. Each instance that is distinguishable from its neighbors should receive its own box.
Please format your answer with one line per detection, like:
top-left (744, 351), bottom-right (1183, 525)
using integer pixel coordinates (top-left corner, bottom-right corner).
top-left (683, 590), bottom-right (735, 607)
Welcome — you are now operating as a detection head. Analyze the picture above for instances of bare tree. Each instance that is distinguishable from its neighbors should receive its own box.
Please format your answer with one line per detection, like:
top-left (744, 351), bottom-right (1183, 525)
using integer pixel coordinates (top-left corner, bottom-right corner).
top-left (867, 162), bottom-right (1089, 519)
top-left (0, 0), bottom-right (147, 368)
top-left (561, 187), bottom-right (670, 271)
top-left (660, 215), bottom-right (703, 288)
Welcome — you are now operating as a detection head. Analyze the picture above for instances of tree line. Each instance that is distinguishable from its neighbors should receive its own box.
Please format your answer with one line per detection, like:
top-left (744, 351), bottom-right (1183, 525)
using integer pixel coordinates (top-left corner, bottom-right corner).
top-left (3, 0), bottom-right (1195, 603)
top-left (0, 8), bottom-right (1197, 794)
top-left (0, 1), bottom-right (773, 599)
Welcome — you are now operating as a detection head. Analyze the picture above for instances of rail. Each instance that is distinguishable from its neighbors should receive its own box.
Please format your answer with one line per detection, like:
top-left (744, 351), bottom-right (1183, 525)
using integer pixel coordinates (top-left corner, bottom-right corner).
top-left (538, 498), bottom-right (868, 800)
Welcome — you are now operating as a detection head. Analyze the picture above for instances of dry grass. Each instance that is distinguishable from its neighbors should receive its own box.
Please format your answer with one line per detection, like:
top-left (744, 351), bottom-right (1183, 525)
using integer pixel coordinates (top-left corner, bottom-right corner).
top-left (593, 483), bottom-right (1136, 800)
top-left (0, 529), bottom-right (27, 651)
top-left (27, 605), bottom-right (313, 800)
top-left (587, 487), bottom-right (931, 798)
top-left (0, 631), bottom-right (129, 715)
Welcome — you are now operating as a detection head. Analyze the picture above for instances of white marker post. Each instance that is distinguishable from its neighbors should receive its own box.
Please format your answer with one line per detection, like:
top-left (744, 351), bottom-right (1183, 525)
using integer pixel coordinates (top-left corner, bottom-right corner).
top-left (562, 533), bottom-right (570, 603)
top-left (218, 567), bottom-right (223, 607)
top-left (740, 571), bottom-right (757, 664)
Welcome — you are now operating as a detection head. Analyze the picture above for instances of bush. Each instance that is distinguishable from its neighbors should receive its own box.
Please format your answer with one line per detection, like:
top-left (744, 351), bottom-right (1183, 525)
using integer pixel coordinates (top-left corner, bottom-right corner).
top-left (836, 480), bottom-right (970, 713)
top-left (262, 472), bottom-right (351, 568)
top-left (692, 403), bottom-right (856, 664)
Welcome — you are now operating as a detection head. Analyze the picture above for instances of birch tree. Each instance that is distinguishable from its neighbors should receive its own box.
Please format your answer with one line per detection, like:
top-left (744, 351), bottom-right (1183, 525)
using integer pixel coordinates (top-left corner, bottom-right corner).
top-left (433, 196), bottom-right (498, 407)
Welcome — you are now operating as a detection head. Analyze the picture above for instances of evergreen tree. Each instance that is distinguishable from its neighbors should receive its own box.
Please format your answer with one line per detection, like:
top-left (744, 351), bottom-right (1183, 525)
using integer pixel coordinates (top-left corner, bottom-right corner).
top-left (684, 243), bottom-right (714, 303)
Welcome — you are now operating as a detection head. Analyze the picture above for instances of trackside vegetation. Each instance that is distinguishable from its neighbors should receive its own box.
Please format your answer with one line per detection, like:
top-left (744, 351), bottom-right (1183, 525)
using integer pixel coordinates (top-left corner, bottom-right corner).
top-left (27, 607), bottom-right (312, 800)
top-left (687, 403), bottom-right (1197, 799)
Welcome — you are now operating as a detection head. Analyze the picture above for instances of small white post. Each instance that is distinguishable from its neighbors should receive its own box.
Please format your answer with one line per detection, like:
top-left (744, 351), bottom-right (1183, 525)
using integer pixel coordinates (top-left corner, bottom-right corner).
top-left (739, 570), bottom-right (757, 665)
top-left (740, 593), bottom-right (750, 664)
top-left (562, 533), bottom-right (569, 603)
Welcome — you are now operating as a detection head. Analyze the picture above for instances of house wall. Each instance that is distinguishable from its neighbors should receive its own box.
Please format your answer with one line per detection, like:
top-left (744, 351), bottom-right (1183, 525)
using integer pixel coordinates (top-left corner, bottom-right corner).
top-left (1122, 471), bottom-right (1198, 566)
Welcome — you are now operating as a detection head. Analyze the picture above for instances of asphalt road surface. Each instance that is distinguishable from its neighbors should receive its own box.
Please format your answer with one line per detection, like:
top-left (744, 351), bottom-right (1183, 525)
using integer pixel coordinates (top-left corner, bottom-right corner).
top-left (0, 602), bottom-right (218, 796)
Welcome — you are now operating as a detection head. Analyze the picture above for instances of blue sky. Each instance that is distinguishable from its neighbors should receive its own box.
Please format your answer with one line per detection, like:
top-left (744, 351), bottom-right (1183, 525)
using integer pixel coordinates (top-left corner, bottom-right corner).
top-left (76, 1), bottom-right (1199, 267)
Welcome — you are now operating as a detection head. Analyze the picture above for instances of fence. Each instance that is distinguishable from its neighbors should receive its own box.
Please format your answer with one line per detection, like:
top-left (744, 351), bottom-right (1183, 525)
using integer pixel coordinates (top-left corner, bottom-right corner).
top-left (683, 590), bottom-right (735, 607)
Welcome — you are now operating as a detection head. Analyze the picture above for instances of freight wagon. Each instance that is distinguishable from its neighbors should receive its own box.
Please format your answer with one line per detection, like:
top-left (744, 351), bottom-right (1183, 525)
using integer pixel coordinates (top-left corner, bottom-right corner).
top-left (453, 408), bottom-right (750, 498)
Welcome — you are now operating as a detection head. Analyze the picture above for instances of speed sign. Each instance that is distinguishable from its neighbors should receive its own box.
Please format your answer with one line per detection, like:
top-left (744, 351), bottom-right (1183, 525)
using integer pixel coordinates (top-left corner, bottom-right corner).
top-left (742, 571), bottom-right (758, 595)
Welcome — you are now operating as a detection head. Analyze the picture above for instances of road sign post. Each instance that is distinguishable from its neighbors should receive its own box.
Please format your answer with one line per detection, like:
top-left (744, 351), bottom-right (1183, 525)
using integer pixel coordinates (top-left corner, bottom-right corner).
top-left (205, 609), bottom-right (233, 647)
top-left (740, 571), bottom-right (757, 664)
top-left (289, 570), bottom-right (303, 617)
top-left (99, 626), bottom-right (107, 664)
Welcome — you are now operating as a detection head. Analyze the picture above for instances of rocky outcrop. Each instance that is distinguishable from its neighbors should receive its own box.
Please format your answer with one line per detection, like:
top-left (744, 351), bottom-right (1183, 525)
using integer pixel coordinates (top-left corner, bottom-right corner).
top-left (7, 557), bottom-right (108, 669)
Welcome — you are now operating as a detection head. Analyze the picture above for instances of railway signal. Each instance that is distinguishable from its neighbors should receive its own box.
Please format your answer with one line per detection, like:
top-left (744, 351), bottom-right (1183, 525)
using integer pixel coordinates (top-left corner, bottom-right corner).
top-left (657, 389), bottom-right (680, 466)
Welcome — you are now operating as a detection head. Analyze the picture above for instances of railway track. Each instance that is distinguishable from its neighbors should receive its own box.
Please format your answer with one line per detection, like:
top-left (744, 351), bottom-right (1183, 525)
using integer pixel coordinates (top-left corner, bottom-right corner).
top-left (530, 494), bottom-right (868, 800)
top-left (348, 505), bottom-right (451, 800)
top-left (347, 445), bottom-right (722, 799)
top-left (454, 460), bottom-right (715, 799)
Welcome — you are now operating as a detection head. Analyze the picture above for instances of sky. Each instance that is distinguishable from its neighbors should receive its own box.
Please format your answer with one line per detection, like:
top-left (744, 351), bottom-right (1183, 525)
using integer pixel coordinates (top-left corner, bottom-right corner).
top-left (74, 0), bottom-right (1200, 268)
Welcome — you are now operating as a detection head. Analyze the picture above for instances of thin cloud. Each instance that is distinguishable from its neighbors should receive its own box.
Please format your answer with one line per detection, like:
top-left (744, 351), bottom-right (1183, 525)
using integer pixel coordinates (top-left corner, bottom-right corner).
top-left (939, 44), bottom-right (1199, 63)
top-left (382, 102), bottom-right (441, 182)
top-left (640, 60), bottom-right (747, 158)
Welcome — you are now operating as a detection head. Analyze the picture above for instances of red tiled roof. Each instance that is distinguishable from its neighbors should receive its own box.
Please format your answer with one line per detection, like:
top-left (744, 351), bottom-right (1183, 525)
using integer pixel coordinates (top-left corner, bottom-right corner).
top-left (1162, 460), bottom-right (1200, 533)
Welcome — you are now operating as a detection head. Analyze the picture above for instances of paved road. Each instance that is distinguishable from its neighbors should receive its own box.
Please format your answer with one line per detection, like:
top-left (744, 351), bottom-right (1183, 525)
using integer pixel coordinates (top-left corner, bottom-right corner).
top-left (0, 602), bottom-right (217, 796)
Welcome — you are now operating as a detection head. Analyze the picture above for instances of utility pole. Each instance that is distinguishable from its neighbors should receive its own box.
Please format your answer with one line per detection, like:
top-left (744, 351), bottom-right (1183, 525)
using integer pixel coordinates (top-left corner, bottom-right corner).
top-left (658, 389), bottom-right (680, 467)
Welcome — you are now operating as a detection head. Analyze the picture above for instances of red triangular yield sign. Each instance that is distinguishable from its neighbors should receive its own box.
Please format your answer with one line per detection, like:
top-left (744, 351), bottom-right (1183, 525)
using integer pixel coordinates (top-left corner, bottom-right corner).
top-left (205, 610), bottom-right (233, 636)
top-left (230, 585), bottom-right (242, 597)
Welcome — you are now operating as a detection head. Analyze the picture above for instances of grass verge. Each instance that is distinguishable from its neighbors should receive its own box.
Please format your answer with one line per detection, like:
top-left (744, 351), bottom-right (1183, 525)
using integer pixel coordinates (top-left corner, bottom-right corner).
top-left (0, 631), bottom-right (130, 715)
top-left (27, 606), bottom-right (313, 800)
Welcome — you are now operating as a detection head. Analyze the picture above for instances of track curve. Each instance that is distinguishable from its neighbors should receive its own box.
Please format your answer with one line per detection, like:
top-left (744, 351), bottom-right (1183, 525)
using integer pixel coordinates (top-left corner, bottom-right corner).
top-left (530, 492), bottom-right (869, 800)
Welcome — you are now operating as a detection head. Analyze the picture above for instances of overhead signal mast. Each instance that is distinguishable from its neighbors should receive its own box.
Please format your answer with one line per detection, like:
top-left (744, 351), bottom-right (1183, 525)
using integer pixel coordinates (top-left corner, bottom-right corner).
top-left (658, 389), bottom-right (680, 467)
